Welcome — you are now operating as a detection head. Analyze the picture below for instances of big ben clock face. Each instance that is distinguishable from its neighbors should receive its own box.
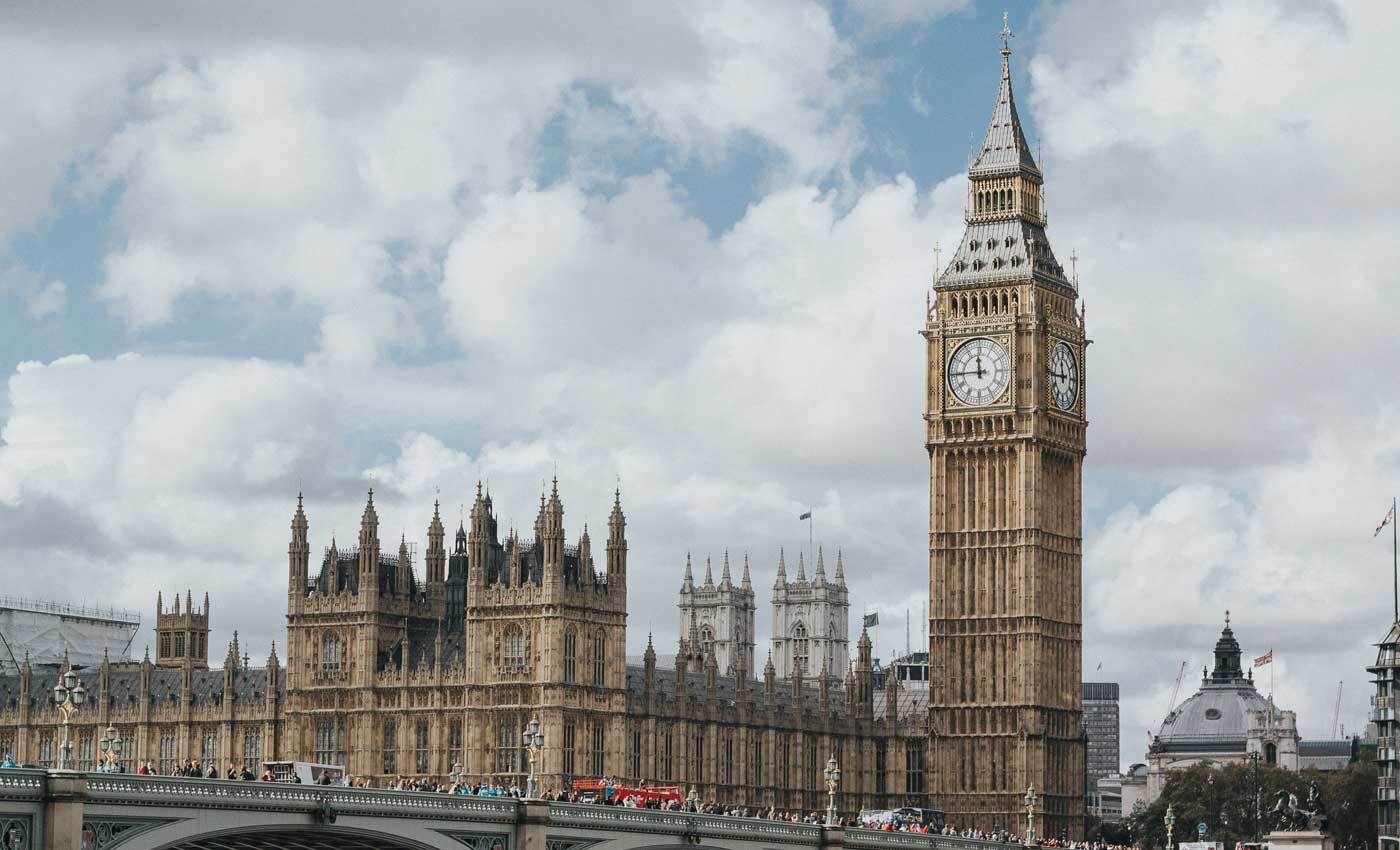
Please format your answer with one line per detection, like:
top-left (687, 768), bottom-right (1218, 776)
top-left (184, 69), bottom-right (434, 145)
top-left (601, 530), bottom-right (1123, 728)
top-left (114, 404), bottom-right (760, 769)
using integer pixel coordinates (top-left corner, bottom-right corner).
top-left (948, 337), bottom-right (1011, 406)
top-left (1050, 341), bottom-right (1078, 410)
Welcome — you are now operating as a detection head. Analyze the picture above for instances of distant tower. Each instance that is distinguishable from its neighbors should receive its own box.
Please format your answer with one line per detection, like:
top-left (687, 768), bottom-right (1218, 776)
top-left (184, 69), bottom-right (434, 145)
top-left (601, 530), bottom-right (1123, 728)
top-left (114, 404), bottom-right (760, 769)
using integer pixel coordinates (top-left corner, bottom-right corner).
top-left (155, 590), bottom-right (210, 668)
top-left (677, 551), bottom-right (756, 677)
top-left (770, 548), bottom-right (849, 678)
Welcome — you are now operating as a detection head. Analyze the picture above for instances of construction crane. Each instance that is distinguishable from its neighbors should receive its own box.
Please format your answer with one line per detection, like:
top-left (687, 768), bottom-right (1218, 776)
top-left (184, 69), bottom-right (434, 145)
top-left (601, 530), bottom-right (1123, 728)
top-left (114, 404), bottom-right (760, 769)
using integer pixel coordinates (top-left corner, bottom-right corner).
top-left (1330, 680), bottom-right (1344, 738)
top-left (1165, 660), bottom-right (1187, 719)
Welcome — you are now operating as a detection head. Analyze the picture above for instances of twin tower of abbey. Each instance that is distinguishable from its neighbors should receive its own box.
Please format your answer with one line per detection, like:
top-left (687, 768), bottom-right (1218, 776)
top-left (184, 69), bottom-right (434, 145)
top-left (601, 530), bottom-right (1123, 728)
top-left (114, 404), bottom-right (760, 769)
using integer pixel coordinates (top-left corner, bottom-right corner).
top-left (0, 30), bottom-right (1085, 838)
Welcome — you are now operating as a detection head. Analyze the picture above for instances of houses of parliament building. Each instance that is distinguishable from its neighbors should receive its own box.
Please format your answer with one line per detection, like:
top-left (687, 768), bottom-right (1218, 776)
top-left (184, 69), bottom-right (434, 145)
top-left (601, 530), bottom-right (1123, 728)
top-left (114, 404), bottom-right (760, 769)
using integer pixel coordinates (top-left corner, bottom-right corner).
top-left (0, 23), bottom-right (1085, 836)
top-left (0, 483), bottom-right (929, 816)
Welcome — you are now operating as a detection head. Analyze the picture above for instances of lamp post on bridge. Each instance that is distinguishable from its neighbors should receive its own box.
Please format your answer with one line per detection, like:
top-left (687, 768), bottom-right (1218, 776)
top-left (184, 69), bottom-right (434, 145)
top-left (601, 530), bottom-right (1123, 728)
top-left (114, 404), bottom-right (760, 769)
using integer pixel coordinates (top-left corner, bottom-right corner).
top-left (522, 718), bottom-right (544, 799)
top-left (1024, 785), bottom-right (1038, 846)
top-left (98, 724), bottom-right (125, 773)
top-left (823, 754), bottom-right (841, 826)
top-left (1165, 803), bottom-right (1177, 850)
top-left (52, 666), bottom-right (86, 771)
top-left (449, 761), bottom-right (465, 791)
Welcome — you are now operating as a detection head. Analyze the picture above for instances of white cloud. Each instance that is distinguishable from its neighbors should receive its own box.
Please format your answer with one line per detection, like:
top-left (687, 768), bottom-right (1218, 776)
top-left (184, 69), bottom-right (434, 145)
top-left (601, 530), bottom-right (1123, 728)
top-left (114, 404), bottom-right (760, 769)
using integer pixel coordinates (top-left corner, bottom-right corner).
top-left (26, 281), bottom-right (66, 319)
top-left (845, 0), bottom-right (971, 30)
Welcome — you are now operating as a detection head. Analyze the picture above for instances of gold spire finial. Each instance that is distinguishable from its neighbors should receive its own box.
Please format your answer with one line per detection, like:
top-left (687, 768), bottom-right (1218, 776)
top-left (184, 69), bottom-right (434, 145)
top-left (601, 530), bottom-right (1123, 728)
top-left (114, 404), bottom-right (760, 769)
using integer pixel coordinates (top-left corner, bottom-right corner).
top-left (1225, 609), bottom-right (1231, 627)
top-left (1001, 11), bottom-right (1012, 56)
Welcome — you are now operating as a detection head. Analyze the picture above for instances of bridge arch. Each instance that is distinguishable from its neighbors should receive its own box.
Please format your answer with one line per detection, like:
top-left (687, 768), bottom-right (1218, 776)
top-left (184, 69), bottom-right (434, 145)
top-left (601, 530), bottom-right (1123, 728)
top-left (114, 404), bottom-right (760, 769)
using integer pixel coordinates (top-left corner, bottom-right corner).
top-left (148, 825), bottom-right (445, 850)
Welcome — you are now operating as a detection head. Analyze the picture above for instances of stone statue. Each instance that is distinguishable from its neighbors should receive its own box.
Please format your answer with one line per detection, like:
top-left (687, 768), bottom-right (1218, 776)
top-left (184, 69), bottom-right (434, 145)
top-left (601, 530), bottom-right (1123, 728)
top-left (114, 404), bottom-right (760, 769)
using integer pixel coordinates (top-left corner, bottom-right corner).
top-left (1269, 782), bottom-right (1329, 832)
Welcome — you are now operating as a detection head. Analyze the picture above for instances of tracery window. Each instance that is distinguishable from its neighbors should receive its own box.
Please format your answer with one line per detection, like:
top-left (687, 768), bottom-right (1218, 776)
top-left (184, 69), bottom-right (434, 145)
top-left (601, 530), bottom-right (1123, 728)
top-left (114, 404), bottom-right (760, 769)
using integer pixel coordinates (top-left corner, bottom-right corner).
top-left (792, 622), bottom-right (809, 676)
top-left (158, 731), bottom-right (177, 775)
top-left (448, 720), bottom-right (462, 771)
top-left (314, 718), bottom-right (345, 766)
top-left (321, 632), bottom-right (342, 672)
top-left (415, 719), bottom-right (430, 773)
top-left (591, 721), bottom-right (605, 776)
top-left (243, 729), bottom-right (262, 773)
top-left (496, 713), bottom-right (523, 775)
top-left (501, 624), bottom-right (526, 674)
top-left (382, 718), bottom-right (398, 775)
top-left (37, 733), bottom-right (54, 768)
top-left (699, 625), bottom-right (715, 659)
top-left (76, 734), bottom-right (94, 770)
top-left (563, 627), bottom-right (577, 683)
top-left (591, 631), bottom-right (606, 686)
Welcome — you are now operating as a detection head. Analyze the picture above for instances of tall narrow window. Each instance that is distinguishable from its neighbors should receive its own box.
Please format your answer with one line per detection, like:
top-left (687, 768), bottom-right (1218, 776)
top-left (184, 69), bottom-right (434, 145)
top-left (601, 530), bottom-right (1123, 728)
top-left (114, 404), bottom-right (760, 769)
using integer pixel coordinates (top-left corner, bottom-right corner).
top-left (76, 733), bottom-right (94, 771)
top-left (415, 719), bottom-right (430, 773)
top-left (662, 730), bottom-right (673, 781)
top-left (693, 729), bottom-right (704, 783)
top-left (243, 729), bottom-right (262, 773)
top-left (630, 723), bottom-right (641, 780)
top-left (382, 719), bottom-right (398, 775)
top-left (563, 720), bottom-right (576, 777)
top-left (751, 732), bottom-right (763, 787)
top-left (779, 735), bottom-right (791, 786)
top-left (905, 743), bottom-right (925, 797)
top-left (501, 625), bottom-right (526, 674)
top-left (322, 633), bottom-right (342, 672)
top-left (592, 632), bottom-right (606, 687)
top-left (875, 738), bottom-right (888, 795)
top-left (792, 623), bottom-right (809, 675)
top-left (724, 730), bottom-right (734, 785)
top-left (591, 722), bottom-right (605, 776)
top-left (200, 729), bottom-right (217, 767)
top-left (315, 719), bottom-right (346, 765)
top-left (159, 731), bottom-right (177, 775)
top-left (38, 733), bottom-right (54, 768)
top-left (497, 714), bottom-right (522, 775)
top-left (174, 633), bottom-right (185, 657)
top-left (563, 628), bottom-right (577, 683)
top-left (448, 720), bottom-right (463, 771)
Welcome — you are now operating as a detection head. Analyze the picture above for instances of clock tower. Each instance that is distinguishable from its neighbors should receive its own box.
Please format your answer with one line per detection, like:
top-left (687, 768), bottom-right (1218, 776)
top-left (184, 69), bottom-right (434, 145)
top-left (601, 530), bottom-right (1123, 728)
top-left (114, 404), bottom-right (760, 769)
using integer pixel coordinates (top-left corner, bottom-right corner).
top-left (924, 17), bottom-right (1086, 838)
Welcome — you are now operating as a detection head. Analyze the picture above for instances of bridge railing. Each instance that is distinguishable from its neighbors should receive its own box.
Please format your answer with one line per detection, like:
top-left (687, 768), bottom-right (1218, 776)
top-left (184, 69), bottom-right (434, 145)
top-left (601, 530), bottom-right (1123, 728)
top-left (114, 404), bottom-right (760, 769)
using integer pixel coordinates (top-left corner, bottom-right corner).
top-left (845, 828), bottom-right (1023, 850)
top-left (550, 801), bottom-right (822, 845)
top-left (83, 773), bottom-right (517, 821)
top-left (0, 769), bottom-right (45, 801)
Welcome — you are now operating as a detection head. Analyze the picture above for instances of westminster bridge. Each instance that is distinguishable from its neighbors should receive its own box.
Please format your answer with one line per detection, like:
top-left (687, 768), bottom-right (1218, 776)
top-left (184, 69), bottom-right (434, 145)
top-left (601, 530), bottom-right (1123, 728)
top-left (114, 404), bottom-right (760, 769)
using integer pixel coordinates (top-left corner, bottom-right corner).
top-left (0, 769), bottom-right (1024, 850)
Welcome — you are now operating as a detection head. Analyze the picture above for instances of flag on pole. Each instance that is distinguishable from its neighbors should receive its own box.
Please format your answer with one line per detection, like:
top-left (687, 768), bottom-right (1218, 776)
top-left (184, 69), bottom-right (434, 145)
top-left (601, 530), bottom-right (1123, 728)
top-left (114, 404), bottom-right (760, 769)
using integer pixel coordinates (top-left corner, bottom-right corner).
top-left (1253, 650), bottom-right (1273, 668)
top-left (798, 511), bottom-right (812, 521)
top-left (1096, 662), bottom-right (1103, 671)
top-left (863, 613), bottom-right (879, 628)
top-left (1377, 503), bottom-right (1396, 537)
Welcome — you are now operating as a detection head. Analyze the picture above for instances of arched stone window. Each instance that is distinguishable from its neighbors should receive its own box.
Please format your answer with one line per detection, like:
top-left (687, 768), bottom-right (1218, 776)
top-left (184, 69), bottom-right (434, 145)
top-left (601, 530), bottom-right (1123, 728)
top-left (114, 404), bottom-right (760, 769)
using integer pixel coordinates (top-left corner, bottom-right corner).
top-left (591, 631), bottom-right (606, 687)
top-left (501, 624), bottom-right (526, 674)
top-left (321, 632), bottom-right (342, 673)
top-left (699, 624), bottom-right (715, 659)
top-left (792, 622), bottom-right (809, 675)
top-left (1265, 743), bottom-right (1277, 765)
top-left (563, 627), bottom-right (577, 683)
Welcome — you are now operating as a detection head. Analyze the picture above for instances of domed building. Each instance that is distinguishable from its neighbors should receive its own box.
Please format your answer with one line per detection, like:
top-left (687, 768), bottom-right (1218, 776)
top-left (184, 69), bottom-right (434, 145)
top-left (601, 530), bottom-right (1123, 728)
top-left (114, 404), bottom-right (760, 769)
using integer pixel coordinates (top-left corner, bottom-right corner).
top-left (1145, 614), bottom-right (1298, 800)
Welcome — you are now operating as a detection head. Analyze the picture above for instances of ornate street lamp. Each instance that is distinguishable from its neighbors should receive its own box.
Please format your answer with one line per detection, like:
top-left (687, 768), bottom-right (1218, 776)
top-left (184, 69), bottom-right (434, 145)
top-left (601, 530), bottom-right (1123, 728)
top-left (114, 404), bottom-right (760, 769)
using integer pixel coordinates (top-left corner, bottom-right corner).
top-left (1024, 785), bottom-right (1039, 846)
top-left (1165, 803), bottom-right (1177, 850)
top-left (823, 755), bottom-right (841, 826)
top-left (522, 718), bottom-right (544, 799)
top-left (98, 725), bottom-right (124, 773)
top-left (449, 761), bottom-right (465, 790)
top-left (52, 666), bottom-right (86, 771)
top-left (686, 786), bottom-right (701, 812)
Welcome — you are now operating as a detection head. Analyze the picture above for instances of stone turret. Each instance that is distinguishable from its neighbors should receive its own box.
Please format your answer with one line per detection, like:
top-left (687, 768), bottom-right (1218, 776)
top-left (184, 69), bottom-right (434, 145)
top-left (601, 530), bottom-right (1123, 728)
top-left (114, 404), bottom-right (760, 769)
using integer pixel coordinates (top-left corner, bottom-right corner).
top-left (156, 589), bottom-right (210, 668)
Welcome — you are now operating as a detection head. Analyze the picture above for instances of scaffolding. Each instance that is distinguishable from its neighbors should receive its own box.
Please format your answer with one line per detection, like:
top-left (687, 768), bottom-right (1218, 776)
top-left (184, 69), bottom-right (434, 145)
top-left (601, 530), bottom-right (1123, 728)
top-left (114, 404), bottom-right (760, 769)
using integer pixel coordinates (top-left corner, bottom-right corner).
top-left (0, 597), bottom-right (141, 674)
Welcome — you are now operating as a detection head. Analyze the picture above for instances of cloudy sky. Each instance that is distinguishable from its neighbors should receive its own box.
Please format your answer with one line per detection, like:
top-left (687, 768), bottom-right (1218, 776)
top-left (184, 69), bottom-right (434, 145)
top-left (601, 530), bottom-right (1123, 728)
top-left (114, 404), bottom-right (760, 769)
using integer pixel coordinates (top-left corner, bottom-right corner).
top-left (1, 0), bottom-right (1396, 770)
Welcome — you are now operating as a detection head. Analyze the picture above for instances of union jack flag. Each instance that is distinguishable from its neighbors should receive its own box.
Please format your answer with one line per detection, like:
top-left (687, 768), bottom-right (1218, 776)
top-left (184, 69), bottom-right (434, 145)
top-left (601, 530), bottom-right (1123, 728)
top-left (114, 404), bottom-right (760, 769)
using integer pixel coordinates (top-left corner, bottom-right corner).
top-left (1253, 650), bottom-right (1273, 668)
top-left (1377, 502), bottom-right (1396, 537)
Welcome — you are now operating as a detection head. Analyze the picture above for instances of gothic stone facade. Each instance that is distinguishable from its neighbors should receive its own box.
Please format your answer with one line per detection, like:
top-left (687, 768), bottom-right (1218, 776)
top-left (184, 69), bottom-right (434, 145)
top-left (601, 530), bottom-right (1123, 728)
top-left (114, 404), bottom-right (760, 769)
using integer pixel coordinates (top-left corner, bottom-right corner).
top-left (925, 29), bottom-right (1087, 838)
top-left (0, 484), bottom-right (929, 816)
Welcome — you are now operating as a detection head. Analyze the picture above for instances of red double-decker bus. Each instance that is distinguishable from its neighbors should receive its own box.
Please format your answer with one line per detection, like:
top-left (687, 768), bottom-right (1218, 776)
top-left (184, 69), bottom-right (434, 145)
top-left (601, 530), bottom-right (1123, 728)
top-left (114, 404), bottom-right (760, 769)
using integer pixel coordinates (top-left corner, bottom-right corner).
top-left (570, 779), bottom-right (682, 806)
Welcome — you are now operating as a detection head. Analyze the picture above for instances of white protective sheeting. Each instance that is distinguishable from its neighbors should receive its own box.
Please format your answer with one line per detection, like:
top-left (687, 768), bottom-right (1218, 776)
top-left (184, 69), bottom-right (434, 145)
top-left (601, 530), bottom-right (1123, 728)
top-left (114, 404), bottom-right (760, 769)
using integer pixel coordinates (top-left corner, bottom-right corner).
top-left (0, 599), bottom-right (140, 674)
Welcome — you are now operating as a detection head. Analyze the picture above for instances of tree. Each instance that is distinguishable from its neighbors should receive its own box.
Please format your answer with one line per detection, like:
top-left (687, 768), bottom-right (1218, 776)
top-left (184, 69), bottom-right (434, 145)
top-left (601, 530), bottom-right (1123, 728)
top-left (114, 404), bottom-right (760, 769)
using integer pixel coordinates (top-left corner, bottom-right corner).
top-left (1125, 761), bottom-right (1377, 850)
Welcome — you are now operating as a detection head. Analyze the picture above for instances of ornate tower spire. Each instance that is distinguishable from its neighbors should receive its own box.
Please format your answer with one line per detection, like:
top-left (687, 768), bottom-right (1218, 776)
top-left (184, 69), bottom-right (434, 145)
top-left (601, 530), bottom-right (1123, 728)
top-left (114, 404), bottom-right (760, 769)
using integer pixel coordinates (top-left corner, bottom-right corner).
top-left (682, 552), bottom-right (694, 592)
top-left (426, 498), bottom-right (446, 587)
top-left (796, 551), bottom-right (806, 583)
top-left (775, 548), bottom-right (787, 586)
top-left (703, 556), bottom-right (714, 589)
top-left (834, 549), bottom-right (846, 586)
top-left (719, 550), bottom-right (732, 590)
top-left (741, 552), bottom-right (753, 591)
top-left (814, 546), bottom-right (826, 584)
top-left (923, 15), bottom-right (1086, 836)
